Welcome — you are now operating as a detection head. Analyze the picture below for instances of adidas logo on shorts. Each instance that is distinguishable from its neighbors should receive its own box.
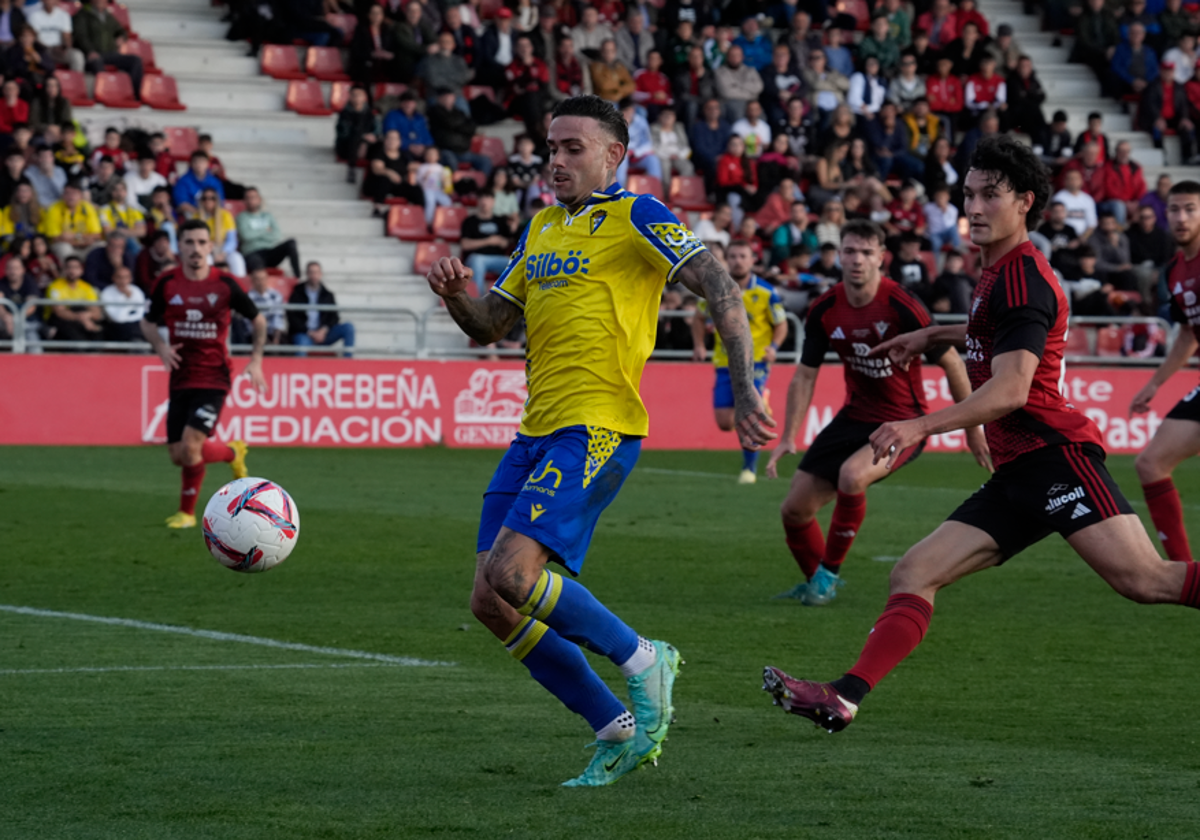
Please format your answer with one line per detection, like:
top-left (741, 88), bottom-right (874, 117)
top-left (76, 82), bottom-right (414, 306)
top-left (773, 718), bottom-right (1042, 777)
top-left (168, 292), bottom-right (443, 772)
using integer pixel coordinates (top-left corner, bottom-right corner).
top-left (1070, 502), bottom-right (1092, 520)
top-left (1045, 485), bottom-right (1086, 514)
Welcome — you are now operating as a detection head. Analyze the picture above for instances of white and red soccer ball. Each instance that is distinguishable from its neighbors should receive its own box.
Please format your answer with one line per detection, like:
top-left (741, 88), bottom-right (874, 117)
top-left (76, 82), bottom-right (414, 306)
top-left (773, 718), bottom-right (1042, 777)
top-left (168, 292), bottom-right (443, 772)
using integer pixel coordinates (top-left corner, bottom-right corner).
top-left (203, 478), bottom-right (300, 572)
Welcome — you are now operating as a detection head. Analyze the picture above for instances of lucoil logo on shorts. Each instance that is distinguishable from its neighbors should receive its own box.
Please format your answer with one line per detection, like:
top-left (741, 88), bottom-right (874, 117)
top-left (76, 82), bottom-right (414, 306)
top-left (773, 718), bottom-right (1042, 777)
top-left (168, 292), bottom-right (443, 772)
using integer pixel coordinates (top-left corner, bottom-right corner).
top-left (1045, 485), bottom-right (1086, 514)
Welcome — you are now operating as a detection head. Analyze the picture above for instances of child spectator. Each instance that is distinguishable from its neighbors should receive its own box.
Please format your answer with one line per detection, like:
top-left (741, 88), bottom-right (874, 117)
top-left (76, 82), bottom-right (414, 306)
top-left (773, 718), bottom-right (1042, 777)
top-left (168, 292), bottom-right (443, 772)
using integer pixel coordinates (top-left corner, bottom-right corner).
top-left (889, 232), bottom-right (929, 292)
top-left (89, 127), bottom-right (128, 173)
top-left (507, 134), bottom-right (543, 190)
top-left (885, 181), bottom-right (926, 250)
top-left (924, 186), bottom-right (961, 252)
top-left (416, 146), bottom-right (453, 224)
top-left (930, 249), bottom-right (974, 314)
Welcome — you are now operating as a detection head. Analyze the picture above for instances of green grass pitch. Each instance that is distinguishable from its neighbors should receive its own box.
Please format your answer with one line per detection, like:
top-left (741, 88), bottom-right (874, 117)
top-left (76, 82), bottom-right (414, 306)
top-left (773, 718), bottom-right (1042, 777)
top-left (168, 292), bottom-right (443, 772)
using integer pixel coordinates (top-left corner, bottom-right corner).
top-left (3, 445), bottom-right (1200, 839)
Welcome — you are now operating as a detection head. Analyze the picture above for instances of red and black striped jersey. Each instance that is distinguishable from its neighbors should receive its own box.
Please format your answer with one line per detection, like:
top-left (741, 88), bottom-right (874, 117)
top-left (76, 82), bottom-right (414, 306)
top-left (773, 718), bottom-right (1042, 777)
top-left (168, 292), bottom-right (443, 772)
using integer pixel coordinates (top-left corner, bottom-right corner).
top-left (800, 276), bottom-right (947, 422)
top-left (1166, 249), bottom-right (1200, 344)
top-left (146, 266), bottom-right (258, 393)
top-left (965, 239), bottom-right (1103, 467)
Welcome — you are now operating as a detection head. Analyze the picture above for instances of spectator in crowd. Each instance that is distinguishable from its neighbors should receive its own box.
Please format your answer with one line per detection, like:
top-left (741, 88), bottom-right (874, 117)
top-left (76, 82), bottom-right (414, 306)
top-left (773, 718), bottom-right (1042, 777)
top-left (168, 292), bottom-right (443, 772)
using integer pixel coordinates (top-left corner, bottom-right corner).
top-left (529, 5), bottom-right (562, 62)
top-left (1059, 140), bottom-right (1107, 197)
top-left (928, 249), bottom-right (974, 314)
top-left (616, 8), bottom-right (654, 71)
top-left (734, 14), bottom-right (772, 70)
top-left (651, 107), bottom-right (694, 183)
top-left (349, 3), bottom-right (397, 83)
top-left (196, 133), bottom-right (244, 200)
top-left (1128, 203), bottom-right (1175, 302)
top-left (172, 151), bottom-right (224, 217)
top-left (953, 107), bottom-right (1001, 173)
top-left (590, 37), bottom-right (635, 103)
top-left (0, 255), bottom-right (39, 347)
top-left (1163, 33), bottom-right (1198, 82)
top-left (123, 155), bottom-right (167, 211)
top-left (1160, 0), bottom-right (1193, 45)
top-left (859, 14), bottom-right (901, 77)
top-left (808, 240), bottom-right (842, 282)
top-left (5, 181), bottom-right (39, 240)
top-left (965, 54), bottom-right (1006, 118)
top-left (887, 53), bottom-right (926, 112)
top-left (418, 32), bottom-right (474, 114)
top-left (1059, 244), bottom-right (1115, 316)
top-left (903, 27), bottom-right (937, 76)
top-left (917, 0), bottom-right (959, 50)
top-left (486, 167), bottom-right (521, 222)
top-left (1101, 141), bottom-right (1147, 225)
top-left (236, 187), bottom-right (300, 278)
top-left (507, 133), bottom-right (542, 190)
top-left (884, 180), bottom-right (925, 245)
top-left (477, 6), bottom-right (517, 88)
top-left (381, 91), bottom-right (432, 160)
top-left (7, 25), bottom-right (52, 93)
top-left (715, 134), bottom-right (758, 221)
top-left (393, 0), bottom-right (438, 83)
top-left (758, 43), bottom-right (803, 127)
top-left (287, 261), bottom-right (355, 357)
top-left (89, 155), bottom-right (121, 206)
top-left (147, 186), bottom-right (178, 251)
top-left (1122, 0), bottom-right (1163, 48)
top-left (944, 19), bottom-right (986, 78)
top-left (903, 97), bottom-right (944, 160)
top-left (459, 191), bottom-right (514, 296)
top-left (1073, 111), bottom-right (1111, 162)
top-left (134, 228), bottom-right (175, 292)
top-left (1141, 172), bottom-right (1173, 229)
top-left (889, 231), bottom-right (931, 293)
top-left (1006, 55), bottom-right (1047, 140)
top-left (731, 99), bottom-right (771, 158)
top-left (444, 3), bottom-right (479, 61)
top-left (73, 0), bottom-right (143, 101)
top-left (823, 25), bottom-right (855, 78)
top-left (42, 179), bottom-right (100, 261)
top-left (1038, 200), bottom-right (1082, 272)
top-left (663, 18), bottom-right (694, 74)
top-left (25, 144), bottom-right (63, 209)
top-left (655, 286), bottom-right (695, 353)
top-left (427, 88), bottom-right (493, 175)
top-left (694, 201), bottom-right (734, 248)
top-left (770, 200), bottom-right (818, 265)
top-left (147, 132), bottom-right (173, 178)
top-left (923, 134), bottom-right (958, 197)
top-left (194, 188), bottom-right (245, 276)
top-left (26, 233), bottom-right (57, 289)
top-left (867, 101), bottom-right (920, 181)
top-left (55, 126), bottom-right (86, 179)
top-left (569, 5), bottom-right (612, 61)
top-left (1040, 110), bottom-right (1074, 172)
top-left (97, 179), bottom-right (145, 245)
top-left (27, 0), bottom-right (83, 73)
top-left (0, 145), bottom-right (24, 205)
top-left (633, 50), bottom-right (672, 122)
top-left (1111, 21), bottom-right (1159, 99)
top-left (237, 266), bottom-right (286, 346)
top-left (1053, 168), bottom-right (1099, 240)
top-left (775, 96), bottom-right (809, 160)
top-left (702, 24), bottom-right (734, 72)
top-left (98, 264), bottom-right (142, 341)
top-left (691, 97), bottom-right (731, 186)
top-left (714, 44), bottom-right (763, 124)
top-left (924, 185), bottom-right (961, 253)
top-left (549, 35), bottom-right (590, 103)
top-left (1139, 60), bottom-right (1197, 165)
top-left (335, 84), bottom-right (379, 184)
top-left (786, 10), bottom-right (823, 69)
top-left (674, 45), bottom-right (716, 128)
top-left (0, 0), bottom-right (27, 51)
top-left (281, 0), bottom-right (345, 47)
top-left (802, 48), bottom-right (848, 125)
top-left (925, 55), bottom-right (963, 134)
top-left (848, 55), bottom-right (887, 123)
top-left (617, 98), bottom-right (663, 183)
top-left (505, 34), bottom-right (549, 140)
top-left (989, 23), bottom-right (1021, 72)
top-left (1088, 212), bottom-right (1137, 292)
top-left (46, 254), bottom-right (99, 344)
top-left (416, 146), bottom-right (453, 224)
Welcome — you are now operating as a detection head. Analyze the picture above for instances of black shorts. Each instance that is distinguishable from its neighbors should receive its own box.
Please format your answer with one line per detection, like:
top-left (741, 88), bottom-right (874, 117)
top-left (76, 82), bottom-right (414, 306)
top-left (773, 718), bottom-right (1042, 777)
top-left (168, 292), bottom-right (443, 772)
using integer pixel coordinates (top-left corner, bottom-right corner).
top-left (1166, 384), bottom-right (1200, 423)
top-left (166, 389), bottom-right (226, 444)
top-left (947, 442), bottom-right (1134, 560)
top-left (797, 410), bottom-right (925, 485)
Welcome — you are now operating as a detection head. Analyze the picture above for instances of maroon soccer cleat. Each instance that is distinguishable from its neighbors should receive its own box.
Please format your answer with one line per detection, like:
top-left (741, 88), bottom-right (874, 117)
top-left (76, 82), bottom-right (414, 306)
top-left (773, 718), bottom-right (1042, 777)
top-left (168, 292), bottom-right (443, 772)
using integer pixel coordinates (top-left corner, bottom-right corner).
top-left (761, 666), bottom-right (859, 733)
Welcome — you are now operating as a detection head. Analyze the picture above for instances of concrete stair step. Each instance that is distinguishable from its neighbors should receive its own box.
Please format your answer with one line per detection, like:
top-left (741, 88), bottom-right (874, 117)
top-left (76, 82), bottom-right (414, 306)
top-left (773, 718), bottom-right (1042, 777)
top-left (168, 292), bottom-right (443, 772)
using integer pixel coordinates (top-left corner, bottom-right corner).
top-left (292, 252), bottom-right (407, 274)
top-left (164, 109), bottom-right (335, 146)
top-left (125, 0), bottom-right (217, 11)
top-left (245, 180), bottom-right (358, 200)
top-left (175, 81), bottom-right (285, 114)
top-left (271, 217), bottom-right (383, 237)
top-left (294, 235), bottom-right (408, 254)
top-left (133, 14), bottom-right (228, 42)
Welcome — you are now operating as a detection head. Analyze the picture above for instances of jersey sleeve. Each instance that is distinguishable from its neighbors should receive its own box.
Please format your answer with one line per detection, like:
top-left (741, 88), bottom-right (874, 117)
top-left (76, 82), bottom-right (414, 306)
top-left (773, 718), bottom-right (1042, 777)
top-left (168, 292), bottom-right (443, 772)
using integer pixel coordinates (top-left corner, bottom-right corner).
top-left (890, 286), bottom-right (949, 363)
top-left (490, 221), bottom-right (530, 308)
top-left (224, 276), bottom-right (259, 320)
top-left (799, 294), bottom-right (834, 368)
top-left (991, 258), bottom-right (1059, 358)
top-left (628, 194), bottom-right (707, 282)
top-left (146, 276), bottom-right (166, 324)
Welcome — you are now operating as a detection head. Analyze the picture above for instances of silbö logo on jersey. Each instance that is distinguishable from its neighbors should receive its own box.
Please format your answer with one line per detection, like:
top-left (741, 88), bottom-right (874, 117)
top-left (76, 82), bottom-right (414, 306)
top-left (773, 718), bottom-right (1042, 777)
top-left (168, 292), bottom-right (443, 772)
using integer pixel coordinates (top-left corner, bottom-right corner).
top-left (527, 250), bottom-right (590, 290)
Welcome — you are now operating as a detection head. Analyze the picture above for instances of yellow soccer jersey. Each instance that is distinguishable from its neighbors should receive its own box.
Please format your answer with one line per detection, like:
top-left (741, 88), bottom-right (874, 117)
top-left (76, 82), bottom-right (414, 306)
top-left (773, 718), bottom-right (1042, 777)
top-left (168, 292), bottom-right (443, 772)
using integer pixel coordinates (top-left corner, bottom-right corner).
top-left (699, 276), bottom-right (786, 367)
top-left (491, 182), bottom-right (706, 437)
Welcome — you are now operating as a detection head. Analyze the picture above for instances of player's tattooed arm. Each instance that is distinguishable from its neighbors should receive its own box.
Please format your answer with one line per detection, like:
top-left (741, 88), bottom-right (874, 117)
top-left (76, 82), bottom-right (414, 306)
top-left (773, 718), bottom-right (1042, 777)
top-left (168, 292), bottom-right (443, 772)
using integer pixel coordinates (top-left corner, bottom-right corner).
top-left (676, 250), bottom-right (776, 448)
top-left (426, 256), bottom-right (522, 345)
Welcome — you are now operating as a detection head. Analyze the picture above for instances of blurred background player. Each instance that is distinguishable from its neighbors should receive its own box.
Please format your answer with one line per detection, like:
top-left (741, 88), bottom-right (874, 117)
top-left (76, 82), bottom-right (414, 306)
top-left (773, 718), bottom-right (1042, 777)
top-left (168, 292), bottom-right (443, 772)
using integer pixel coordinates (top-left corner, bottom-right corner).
top-left (424, 95), bottom-right (773, 787)
top-left (763, 136), bottom-right (1200, 735)
top-left (1129, 180), bottom-right (1200, 562)
top-left (764, 219), bottom-right (987, 606)
top-left (692, 238), bottom-right (787, 483)
top-left (140, 219), bottom-right (267, 529)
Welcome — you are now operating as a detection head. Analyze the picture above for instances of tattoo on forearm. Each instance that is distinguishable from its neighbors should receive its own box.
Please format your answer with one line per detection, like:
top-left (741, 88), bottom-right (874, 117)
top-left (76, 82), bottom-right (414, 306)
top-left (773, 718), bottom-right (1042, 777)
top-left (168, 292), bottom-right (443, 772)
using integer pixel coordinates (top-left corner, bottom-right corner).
top-left (444, 293), bottom-right (521, 345)
top-left (679, 251), bottom-right (758, 412)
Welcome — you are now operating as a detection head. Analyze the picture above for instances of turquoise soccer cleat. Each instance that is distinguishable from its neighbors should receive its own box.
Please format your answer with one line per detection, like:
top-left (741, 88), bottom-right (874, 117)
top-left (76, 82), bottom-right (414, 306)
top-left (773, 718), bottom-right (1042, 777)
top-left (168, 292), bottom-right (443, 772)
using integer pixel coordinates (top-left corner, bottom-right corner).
top-left (627, 640), bottom-right (681, 748)
top-left (801, 566), bottom-right (845, 606)
top-left (561, 734), bottom-right (660, 787)
top-left (773, 581), bottom-right (809, 600)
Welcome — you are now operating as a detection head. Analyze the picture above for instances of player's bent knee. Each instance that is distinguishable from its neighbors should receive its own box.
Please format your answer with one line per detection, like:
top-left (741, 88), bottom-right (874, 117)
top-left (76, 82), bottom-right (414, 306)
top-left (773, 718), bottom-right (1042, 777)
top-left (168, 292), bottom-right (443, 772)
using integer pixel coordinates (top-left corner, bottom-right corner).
top-left (780, 499), bottom-right (818, 525)
top-left (1134, 450), bottom-right (1166, 484)
top-left (837, 469), bottom-right (871, 495)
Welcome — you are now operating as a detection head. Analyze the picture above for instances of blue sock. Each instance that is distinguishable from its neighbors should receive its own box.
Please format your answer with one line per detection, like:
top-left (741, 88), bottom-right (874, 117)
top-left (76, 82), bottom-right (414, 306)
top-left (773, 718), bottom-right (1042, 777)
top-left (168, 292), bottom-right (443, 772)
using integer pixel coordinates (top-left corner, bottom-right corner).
top-left (505, 617), bottom-right (626, 732)
top-left (742, 448), bottom-right (758, 472)
top-left (520, 569), bottom-right (639, 665)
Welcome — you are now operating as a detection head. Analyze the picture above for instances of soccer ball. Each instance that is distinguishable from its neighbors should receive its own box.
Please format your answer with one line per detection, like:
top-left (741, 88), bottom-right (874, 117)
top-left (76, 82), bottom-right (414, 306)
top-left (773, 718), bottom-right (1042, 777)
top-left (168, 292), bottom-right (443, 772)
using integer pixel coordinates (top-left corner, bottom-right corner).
top-left (202, 477), bottom-right (300, 573)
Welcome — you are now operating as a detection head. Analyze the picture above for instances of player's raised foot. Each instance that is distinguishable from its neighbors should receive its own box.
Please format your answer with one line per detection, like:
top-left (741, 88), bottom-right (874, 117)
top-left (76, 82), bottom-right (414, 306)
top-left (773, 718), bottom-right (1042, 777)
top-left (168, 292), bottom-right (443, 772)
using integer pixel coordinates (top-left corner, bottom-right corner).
top-left (761, 666), bottom-right (858, 733)
top-left (561, 734), bottom-right (660, 787)
top-left (772, 581), bottom-right (809, 600)
top-left (800, 566), bottom-right (845, 606)
top-left (165, 511), bottom-right (196, 529)
top-left (627, 640), bottom-right (682, 749)
top-left (229, 440), bottom-right (250, 479)
top-left (738, 469), bottom-right (757, 485)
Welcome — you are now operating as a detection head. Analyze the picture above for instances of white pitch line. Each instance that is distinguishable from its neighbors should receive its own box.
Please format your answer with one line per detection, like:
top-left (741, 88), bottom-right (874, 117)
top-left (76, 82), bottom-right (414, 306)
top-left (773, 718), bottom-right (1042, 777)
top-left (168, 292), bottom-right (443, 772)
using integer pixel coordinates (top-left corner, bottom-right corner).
top-left (638, 467), bottom-right (748, 479)
top-left (0, 663), bottom-right (396, 676)
top-left (0, 604), bottom-right (455, 667)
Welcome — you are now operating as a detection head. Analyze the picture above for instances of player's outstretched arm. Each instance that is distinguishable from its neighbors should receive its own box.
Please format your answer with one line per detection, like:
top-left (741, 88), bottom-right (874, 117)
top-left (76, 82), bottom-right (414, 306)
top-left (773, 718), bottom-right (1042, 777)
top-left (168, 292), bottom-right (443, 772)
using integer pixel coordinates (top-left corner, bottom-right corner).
top-left (426, 256), bottom-right (522, 346)
top-left (140, 317), bottom-right (180, 371)
top-left (675, 249), bottom-right (776, 448)
top-left (1130, 329), bottom-right (1199, 415)
top-left (870, 324), bottom-right (968, 370)
top-left (765, 363), bottom-right (818, 478)
top-left (870, 348), bottom-right (1039, 469)
top-left (937, 347), bottom-right (993, 473)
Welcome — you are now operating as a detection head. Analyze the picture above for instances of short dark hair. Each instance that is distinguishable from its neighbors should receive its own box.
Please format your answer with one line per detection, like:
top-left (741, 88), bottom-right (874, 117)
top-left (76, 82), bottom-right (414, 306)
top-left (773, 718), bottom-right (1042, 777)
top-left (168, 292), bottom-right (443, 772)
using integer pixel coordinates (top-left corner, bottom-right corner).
top-left (179, 219), bottom-right (210, 236)
top-left (1088, 111), bottom-right (1102, 121)
top-left (198, 133), bottom-right (212, 144)
top-left (1169, 179), bottom-right (1200, 197)
top-left (1077, 244), bottom-right (1096, 259)
top-left (190, 150), bottom-right (209, 162)
top-left (148, 229), bottom-right (171, 246)
top-left (550, 94), bottom-right (629, 151)
top-left (64, 255), bottom-right (83, 267)
top-left (841, 218), bottom-right (887, 247)
top-left (967, 134), bottom-right (1051, 231)
top-left (727, 238), bottom-right (755, 252)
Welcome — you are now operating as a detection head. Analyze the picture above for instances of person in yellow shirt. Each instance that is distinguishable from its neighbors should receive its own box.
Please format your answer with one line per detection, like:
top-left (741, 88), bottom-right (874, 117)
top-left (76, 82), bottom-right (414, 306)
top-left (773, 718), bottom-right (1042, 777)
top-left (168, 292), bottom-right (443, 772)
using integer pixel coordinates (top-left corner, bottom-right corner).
top-left (98, 180), bottom-right (147, 248)
top-left (40, 181), bottom-right (102, 261)
top-left (45, 255), bottom-right (102, 344)
top-left (193, 189), bottom-right (246, 276)
top-left (425, 94), bottom-right (774, 788)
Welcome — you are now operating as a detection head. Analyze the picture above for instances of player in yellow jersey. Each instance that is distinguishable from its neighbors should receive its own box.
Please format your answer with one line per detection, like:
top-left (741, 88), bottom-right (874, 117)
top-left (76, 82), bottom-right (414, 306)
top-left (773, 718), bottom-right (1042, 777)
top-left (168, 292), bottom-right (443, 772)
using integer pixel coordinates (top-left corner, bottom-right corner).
top-left (425, 95), bottom-right (774, 787)
top-left (692, 239), bottom-right (789, 483)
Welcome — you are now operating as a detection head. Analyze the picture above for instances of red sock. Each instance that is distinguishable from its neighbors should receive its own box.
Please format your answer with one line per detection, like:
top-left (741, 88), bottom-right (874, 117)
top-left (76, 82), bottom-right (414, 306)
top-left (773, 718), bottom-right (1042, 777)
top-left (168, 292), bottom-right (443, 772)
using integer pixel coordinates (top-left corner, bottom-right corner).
top-left (824, 491), bottom-right (866, 571)
top-left (180, 463), bottom-right (205, 515)
top-left (784, 519), bottom-right (825, 580)
top-left (1143, 478), bottom-right (1192, 561)
top-left (201, 440), bottom-right (235, 464)
top-left (846, 593), bottom-right (933, 689)
top-left (1180, 563), bottom-right (1200, 609)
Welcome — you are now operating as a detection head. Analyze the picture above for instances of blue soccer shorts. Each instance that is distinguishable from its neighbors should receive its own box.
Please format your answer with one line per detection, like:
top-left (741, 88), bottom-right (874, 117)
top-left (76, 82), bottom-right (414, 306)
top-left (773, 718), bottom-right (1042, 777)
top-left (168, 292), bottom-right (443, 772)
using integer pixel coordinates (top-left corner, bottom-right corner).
top-left (477, 424), bottom-right (642, 575)
top-left (713, 361), bottom-right (769, 409)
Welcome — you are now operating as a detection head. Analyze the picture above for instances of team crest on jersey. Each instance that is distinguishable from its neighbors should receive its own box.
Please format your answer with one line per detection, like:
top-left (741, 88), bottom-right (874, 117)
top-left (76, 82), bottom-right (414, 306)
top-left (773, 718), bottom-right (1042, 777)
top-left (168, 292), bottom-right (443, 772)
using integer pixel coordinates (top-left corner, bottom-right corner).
top-left (590, 209), bottom-right (607, 235)
top-left (874, 321), bottom-right (889, 338)
top-left (169, 294), bottom-right (183, 305)
top-left (830, 326), bottom-right (845, 339)
top-left (647, 222), bottom-right (702, 260)
top-left (1175, 282), bottom-right (1184, 295)
top-left (207, 293), bottom-right (219, 306)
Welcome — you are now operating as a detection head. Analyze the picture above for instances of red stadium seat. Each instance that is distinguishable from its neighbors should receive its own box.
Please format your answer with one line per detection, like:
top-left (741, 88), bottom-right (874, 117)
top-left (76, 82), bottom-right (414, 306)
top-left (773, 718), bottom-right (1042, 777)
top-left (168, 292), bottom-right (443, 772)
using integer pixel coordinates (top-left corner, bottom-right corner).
top-left (668, 175), bottom-right (713, 211)
top-left (265, 270), bottom-right (298, 299)
top-left (261, 44), bottom-right (306, 80)
top-left (470, 135), bottom-right (507, 168)
top-left (285, 79), bottom-right (331, 116)
top-left (110, 3), bottom-right (135, 37)
top-left (479, 0), bottom-right (504, 19)
top-left (454, 169), bottom-right (488, 189)
top-left (164, 126), bottom-right (198, 161)
top-left (1096, 325), bottom-right (1123, 357)
top-left (327, 12), bottom-right (357, 41)
top-left (62, 0), bottom-right (80, 13)
top-left (1065, 327), bottom-right (1093, 356)
top-left (373, 82), bottom-right (408, 101)
top-left (329, 80), bottom-right (353, 112)
top-left (141, 74), bottom-right (187, 111)
top-left (225, 199), bottom-right (246, 217)
top-left (414, 241), bottom-right (453, 275)
top-left (432, 205), bottom-right (469, 241)
top-left (120, 37), bottom-right (160, 73)
top-left (55, 69), bottom-right (93, 107)
top-left (918, 250), bottom-right (938, 280)
top-left (463, 85), bottom-right (495, 102)
top-left (306, 46), bottom-right (350, 82)
top-left (387, 204), bottom-right (433, 241)
top-left (627, 174), bottom-right (665, 201)
top-left (94, 71), bottom-right (140, 108)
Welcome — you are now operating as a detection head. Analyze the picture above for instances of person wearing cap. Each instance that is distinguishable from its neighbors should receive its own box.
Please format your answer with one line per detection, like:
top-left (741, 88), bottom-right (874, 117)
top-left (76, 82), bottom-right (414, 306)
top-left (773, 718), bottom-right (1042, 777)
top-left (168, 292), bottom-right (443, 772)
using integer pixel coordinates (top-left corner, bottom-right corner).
top-left (529, 5), bottom-right (562, 61)
top-left (988, 23), bottom-right (1021, 72)
top-left (733, 15), bottom-right (772, 70)
top-left (41, 178), bottom-right (101, 261)
top-left (393, 0), bottom-right (438, 83)
top-left (477, 5), bottom-right (517, 88)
